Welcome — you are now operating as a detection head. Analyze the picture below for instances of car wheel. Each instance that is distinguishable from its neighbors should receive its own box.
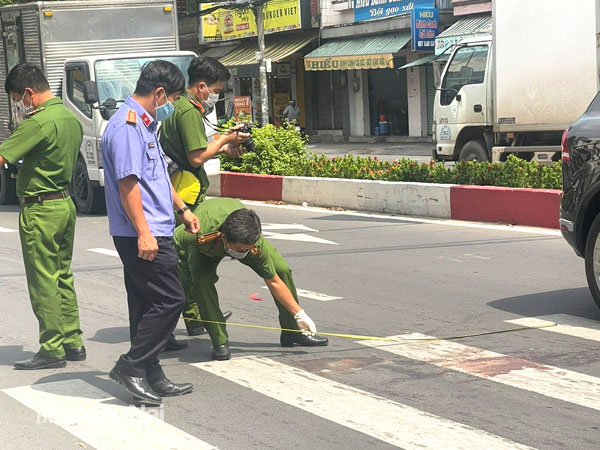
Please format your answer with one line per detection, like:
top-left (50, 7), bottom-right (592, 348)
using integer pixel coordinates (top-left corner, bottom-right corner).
top-left (70, 157), bottom-right (106, 214)
top-left (584, 213), bottom-right (600, 309)
top-left (0, 164), bottom-right (17, 205)
top-left (458, 140), bottom-right (489, 162)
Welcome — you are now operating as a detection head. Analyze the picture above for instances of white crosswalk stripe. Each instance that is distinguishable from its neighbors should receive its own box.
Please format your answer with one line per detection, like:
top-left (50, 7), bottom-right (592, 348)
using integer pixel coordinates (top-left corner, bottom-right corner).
top-left (0, 226), bottom-right (17, 232)
top-left (87, 248), bottom-right (119, 258)
top-left (3, 379), bottom-right (218, 450)
top-left (261, 286), bottom-right (342, 301)
top-left (358, 333), bottom-right (600, 412)
top-left (505, 316), bottom-right (600, 342)
top-left (193, 356), bottom-right (535, 450)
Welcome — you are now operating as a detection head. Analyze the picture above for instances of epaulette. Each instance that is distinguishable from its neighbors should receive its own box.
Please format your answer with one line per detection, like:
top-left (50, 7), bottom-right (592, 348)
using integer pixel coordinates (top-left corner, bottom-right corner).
top-left (25, 107), bottom-right (45, 118)
top-left (197, 231), bottom-right (221, 246)
top-left (126, 109), bottom-right (137, 124)
top-left (184, 91), bottom-right (205, 114)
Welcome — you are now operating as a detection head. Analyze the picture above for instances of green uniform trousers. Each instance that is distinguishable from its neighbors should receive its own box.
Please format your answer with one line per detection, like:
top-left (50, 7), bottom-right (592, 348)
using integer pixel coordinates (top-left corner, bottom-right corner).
top-left (177, 239), bottom-right (299, 346)
top-left (19, 197), bottom-right (83, 358)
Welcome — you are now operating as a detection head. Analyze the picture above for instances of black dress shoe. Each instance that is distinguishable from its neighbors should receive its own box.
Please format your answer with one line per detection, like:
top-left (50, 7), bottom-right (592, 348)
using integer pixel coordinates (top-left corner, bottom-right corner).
top-left (187, 310), bottom-right (233, 336)
top-left (149, 376), bottom-right (194, 397)
top-left (280, 332), bottom-right (329, 347)
top-left (162, 334), bottom-right (188, 352)
top-left (14, 353), bottom-right (66, 370)
top-left (109, 367), bottom-right (162, 405)
top-left (212, 342), bottom-right (231, 360)
top-left (65, 346), bottom-right (86, 361)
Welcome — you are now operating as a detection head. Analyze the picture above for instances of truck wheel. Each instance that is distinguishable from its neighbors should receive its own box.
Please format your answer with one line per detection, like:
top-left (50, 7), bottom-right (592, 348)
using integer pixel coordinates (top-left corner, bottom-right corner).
top-left (70, 158), bottom-right (106, 214)
top-left (584, 214), bottom-right (600, 309)
top-left (0, 164), bottom-right (17, 205)
top-left (458, 140), bottom-right (489, 162)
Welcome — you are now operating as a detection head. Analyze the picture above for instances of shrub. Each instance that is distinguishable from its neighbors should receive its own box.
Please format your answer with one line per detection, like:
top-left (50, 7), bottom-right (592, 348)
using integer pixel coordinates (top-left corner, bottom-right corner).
top-left (218, 125), bottom-right (562, 190)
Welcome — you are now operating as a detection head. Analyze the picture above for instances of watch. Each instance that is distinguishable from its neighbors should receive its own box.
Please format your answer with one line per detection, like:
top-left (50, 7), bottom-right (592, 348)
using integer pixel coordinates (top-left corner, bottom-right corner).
top-left (177, 205), bottom-right (190, 216)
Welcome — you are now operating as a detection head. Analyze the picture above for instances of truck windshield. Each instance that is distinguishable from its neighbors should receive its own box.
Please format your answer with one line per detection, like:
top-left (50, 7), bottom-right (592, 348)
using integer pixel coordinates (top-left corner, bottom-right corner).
top-left (94, 55), bottom-right (194, 104)
top-left (440, 45), bottom-right (488, 106)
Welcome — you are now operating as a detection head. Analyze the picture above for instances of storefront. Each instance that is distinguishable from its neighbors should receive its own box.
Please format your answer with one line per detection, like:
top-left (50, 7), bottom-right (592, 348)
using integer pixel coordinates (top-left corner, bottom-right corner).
top-left (198, 0), bottom-right (318, 126)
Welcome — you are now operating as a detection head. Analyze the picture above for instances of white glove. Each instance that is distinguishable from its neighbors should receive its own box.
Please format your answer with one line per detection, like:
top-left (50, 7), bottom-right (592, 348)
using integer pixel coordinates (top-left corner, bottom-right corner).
top-left (294, 309), bottom-right (317, 335)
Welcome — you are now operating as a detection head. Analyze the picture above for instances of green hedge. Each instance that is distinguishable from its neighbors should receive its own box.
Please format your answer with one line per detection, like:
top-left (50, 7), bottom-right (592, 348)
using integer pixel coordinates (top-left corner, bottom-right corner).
top-left (219, 123), bottom-right (562, 190)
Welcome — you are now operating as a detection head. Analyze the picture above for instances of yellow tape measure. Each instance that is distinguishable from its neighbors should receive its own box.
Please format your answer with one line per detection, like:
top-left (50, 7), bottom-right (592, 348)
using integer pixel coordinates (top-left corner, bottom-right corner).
top-left (184, 317), bottom-right (558, 342)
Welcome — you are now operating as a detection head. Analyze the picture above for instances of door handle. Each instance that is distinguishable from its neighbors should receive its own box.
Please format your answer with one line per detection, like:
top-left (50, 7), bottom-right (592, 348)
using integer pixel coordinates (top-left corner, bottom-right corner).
top-left (474, 104), bottom-right (482, 113)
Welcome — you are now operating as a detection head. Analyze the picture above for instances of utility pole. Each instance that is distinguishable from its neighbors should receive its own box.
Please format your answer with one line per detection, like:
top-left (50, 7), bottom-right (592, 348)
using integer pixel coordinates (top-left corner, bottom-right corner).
top-left (252, 1), bottom-right (269, 126)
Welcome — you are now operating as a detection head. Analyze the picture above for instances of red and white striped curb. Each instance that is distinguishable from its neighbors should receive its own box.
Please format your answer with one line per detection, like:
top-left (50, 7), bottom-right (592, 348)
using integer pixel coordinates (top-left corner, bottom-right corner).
top-left (207, 172), bottom-right (561, 229)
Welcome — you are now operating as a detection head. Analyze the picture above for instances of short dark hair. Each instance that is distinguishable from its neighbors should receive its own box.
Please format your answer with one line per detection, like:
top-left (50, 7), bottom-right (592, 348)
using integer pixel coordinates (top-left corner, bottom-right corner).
top-left (5, 63), bottom-right (50, 94)
top-left (188, 56), bottom-right (231, 86)
top-left (134, 60), bottom-right (185, 96)
top-left (221, 209), bottom-right (262, 245)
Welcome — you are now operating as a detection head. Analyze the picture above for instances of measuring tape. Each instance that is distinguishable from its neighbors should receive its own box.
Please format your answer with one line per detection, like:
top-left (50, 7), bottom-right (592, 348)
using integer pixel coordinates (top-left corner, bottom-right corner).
top-left (184, 317), bottom-right (558, 343)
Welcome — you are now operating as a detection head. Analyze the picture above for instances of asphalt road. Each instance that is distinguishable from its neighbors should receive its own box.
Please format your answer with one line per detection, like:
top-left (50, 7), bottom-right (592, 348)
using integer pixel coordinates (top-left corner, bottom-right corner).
top-left (1, 201), bottom-right (599, 450)
top-left (308, 142), bottom-right (434, 163)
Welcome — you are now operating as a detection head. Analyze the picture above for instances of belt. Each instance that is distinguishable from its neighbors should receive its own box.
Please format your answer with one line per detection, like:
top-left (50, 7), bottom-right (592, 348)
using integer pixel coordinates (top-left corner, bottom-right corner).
top-left (19, 190), bottom-right (69, 206)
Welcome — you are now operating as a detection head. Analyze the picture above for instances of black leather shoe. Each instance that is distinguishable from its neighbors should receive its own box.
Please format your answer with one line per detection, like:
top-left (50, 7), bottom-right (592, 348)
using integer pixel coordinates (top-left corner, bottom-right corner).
top-left (65, 346), bottom-right (86, 361)
top-left (149, 376), bottom-right (194, 397)
top-left (109, 367), bottom-right (162, 405)
top-left (187, 310), bottom-right (233, 336)
top-left (14, 353), bottom-right (66, 370)
top-left (280, 332), bottom-right (329, 347)
top-left (212, 342), bottom-right (231, 360)
top-left (162, 334), bottom-right (188, 352)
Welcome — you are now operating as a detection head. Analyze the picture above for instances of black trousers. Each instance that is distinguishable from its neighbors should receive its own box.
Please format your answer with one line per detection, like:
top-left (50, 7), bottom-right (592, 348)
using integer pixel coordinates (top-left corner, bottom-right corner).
top-left (113, 236), bottom-right (185, 380)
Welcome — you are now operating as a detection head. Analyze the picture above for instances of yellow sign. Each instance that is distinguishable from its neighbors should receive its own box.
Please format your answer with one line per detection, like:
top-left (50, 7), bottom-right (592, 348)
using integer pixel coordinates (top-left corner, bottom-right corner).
top-left (304, 54), bottom-right (394, 71)
top-left (202, 1), bottom-right (301, 41)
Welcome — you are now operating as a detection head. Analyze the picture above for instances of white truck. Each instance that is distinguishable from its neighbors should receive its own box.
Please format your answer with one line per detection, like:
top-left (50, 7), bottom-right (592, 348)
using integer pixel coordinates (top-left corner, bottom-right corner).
top-left (432, 0), bottom-right (600, 163)
top-left (0, 0), bottom-right (197, 213)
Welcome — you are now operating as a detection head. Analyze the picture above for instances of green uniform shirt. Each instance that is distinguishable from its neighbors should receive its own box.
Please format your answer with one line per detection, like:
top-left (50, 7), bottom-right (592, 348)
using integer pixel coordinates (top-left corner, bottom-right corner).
top-left (159, 96), bottom-right (210, 198)
top-left (0, 98), bottom-right (83, 198)
top-left (174, 197), bottom-right (277, 280)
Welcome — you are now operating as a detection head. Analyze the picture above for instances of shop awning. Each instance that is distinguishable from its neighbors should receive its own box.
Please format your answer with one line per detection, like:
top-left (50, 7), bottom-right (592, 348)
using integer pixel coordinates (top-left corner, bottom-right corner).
top-left (304, 31), bottom-right (411, 71)
top-left (435, 13), bottom-right (491, 55)
top-left (398, 46), bottom-right (451, 70)
top-left (220, 35), bottom-right (317, 67)
top-left (200, 44), bottom-right (239, 60)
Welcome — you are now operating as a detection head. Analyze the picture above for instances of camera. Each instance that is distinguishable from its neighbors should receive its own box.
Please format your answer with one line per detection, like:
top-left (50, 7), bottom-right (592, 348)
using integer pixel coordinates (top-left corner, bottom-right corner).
top-left (233, 123), bottom-right (259, 152)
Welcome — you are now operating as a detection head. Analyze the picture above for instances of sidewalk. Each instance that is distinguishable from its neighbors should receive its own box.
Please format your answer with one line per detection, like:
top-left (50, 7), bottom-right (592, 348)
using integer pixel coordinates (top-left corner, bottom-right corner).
top-left (306, 140), bottom-right (434, 163)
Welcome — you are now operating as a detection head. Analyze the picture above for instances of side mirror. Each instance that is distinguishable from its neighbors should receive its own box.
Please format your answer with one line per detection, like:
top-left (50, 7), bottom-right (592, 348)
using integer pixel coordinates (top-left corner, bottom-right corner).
top-left (82, 81), bottom-right (99, 104)
top-left (99, 98), bottom-right (118, 121)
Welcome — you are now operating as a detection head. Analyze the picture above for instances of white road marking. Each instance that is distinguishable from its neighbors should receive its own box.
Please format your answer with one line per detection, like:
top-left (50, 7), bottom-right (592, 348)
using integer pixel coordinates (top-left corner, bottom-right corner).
top-left (3, 379), bottom-right (217, 450)
top-left (359, 334), bottom-right (600, 412)
top-left (0, 226), bottom-right (17, 233)
top-left (262, 231), bottom-right (338, 245)
top-left (261, 286), bottom-right (342, 301)
top-left (193, 356), bottom-right (534, 450)
top-left (87, 248), bottom-right (119, 258)
top-left (238, 199), bottom-right (561, 236)
top-left (506, 316), bottom-right (600, 342)
top-left (262, 223), bottom-right (320, 232)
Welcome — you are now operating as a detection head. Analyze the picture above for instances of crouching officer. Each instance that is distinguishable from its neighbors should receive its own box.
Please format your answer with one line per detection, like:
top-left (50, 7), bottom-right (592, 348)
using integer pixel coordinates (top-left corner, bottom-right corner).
top-left (0, 63), bottom-right (85, 369)
top-left (174, 198), bottom-right (328, 360)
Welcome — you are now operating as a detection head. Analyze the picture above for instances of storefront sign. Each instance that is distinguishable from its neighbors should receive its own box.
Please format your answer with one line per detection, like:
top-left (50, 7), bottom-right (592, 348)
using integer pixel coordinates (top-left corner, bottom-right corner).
top-left (411, 7), bottom-right (438, 51)
top-left (233, 96), bottom-right (252, 121)
top-left (202, 0), bottom-right (301, 41)
top-left (304, 54), bottom-right (394, 71)
top-left (273, 93), bottom-right (291, 126)
top-left (354, 0), bottom-right (433, 23)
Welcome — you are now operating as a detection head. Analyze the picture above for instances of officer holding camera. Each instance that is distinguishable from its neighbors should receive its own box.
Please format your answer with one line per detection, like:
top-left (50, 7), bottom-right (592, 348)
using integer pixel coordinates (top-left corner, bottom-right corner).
top-left (160, 56), bottom-right (248, 340)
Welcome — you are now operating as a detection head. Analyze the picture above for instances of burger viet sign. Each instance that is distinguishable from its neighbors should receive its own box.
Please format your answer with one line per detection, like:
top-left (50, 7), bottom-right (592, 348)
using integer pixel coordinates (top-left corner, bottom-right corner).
top-left (202, 0), bottom-right (302, 41)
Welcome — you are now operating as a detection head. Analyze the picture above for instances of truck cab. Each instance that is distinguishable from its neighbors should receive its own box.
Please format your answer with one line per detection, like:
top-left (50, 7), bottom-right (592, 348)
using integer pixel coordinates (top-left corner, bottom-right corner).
top-left (61, 51), bottom-right (196, 213)
top-left (433, 36), bottom-right (492, 162)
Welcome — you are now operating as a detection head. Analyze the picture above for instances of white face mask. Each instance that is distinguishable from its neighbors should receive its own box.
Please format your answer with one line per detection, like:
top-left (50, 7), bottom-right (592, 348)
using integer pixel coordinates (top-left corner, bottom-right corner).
top-left (226, 247), bottom-right (249, 259)
top-left (201, 84), bottom-right (220, 109)
top-left (18, 90), bottom-right (33, 115)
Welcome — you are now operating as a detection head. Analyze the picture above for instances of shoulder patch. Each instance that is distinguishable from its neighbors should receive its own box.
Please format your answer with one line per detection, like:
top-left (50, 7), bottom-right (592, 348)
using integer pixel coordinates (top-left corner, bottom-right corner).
top-left (25, 106), bottom-right (45, 118)
top-left (126, 110), bottom-right (137, 124)
top-left (188, 97), bottom-right (205, 114)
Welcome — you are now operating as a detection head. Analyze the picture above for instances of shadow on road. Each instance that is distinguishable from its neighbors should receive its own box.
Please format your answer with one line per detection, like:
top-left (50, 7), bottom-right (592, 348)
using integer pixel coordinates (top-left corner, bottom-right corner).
top-left (488, 287), bottom-right (600, 320)
top-left (87, 326), bottom-right (130, 344)
top-left (0, 345), bottom-right (34, 366)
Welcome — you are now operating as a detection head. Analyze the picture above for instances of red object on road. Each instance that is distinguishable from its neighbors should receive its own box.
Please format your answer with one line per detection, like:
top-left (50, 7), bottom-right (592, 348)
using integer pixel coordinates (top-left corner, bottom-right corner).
top-left (248, 293), bottom-right (263, 301)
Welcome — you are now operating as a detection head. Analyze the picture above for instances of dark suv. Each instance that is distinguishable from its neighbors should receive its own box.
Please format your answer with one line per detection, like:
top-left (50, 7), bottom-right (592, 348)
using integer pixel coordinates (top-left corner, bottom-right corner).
top-left (561, 93), bottom-right (600, 307)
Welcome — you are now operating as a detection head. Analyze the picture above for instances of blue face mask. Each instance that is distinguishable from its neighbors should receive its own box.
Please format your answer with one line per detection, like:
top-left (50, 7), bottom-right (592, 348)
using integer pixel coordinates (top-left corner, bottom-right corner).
top-left (155, 90), bottom-right (175, 121)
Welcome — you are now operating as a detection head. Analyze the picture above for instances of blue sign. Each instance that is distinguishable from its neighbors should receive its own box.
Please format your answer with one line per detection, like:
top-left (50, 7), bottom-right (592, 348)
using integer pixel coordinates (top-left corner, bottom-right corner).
top-left (354, 0), bottom-right (433, 23)
top-left (411, 7), bottom-right (439, 51)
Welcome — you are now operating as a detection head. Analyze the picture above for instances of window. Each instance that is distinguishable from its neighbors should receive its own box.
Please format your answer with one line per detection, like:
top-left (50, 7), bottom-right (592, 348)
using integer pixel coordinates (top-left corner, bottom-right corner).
top-left (66, 65), bottom-right (92, 117)
top-left (440, 45), bottom-right (488, 106)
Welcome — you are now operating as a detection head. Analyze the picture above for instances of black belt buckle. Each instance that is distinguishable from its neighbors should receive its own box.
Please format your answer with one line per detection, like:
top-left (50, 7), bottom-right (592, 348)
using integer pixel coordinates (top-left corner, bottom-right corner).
top-left (18, 195), bottom-right (41, 206)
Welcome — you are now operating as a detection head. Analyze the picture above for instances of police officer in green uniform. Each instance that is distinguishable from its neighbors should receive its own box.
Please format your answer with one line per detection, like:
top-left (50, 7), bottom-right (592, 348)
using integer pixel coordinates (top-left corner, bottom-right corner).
top-left (0, 63), bottom-right (85, 370)
top-left (160, 56), bottom-right (248, 341)
top-left (174, 197), bottom-right (328, 360)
